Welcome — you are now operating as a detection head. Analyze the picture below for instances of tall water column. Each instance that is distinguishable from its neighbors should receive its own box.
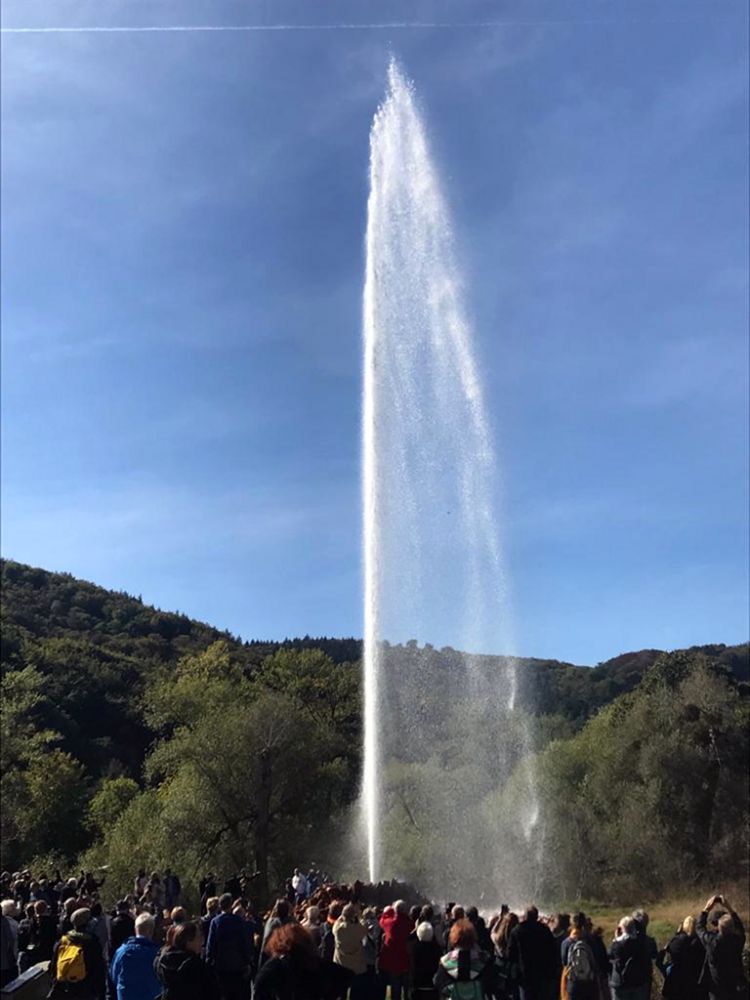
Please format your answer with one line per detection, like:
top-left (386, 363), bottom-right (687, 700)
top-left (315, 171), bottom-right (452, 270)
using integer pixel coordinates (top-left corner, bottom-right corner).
top-left (362, 61), bottom-right (538, 903)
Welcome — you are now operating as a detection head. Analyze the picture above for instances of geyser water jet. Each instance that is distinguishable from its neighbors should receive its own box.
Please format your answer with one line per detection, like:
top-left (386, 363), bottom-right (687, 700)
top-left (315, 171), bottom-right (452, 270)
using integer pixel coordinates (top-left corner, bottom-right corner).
top-left (362, 60), bottom-right (538, 901)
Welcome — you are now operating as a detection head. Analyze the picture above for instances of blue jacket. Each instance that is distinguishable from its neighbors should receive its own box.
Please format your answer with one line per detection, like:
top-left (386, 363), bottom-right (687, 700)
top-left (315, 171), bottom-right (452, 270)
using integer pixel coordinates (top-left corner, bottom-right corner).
top-left (206, 913), bottom-right (253, 972)
top-left (110, 936), bottom-right (161, 1000)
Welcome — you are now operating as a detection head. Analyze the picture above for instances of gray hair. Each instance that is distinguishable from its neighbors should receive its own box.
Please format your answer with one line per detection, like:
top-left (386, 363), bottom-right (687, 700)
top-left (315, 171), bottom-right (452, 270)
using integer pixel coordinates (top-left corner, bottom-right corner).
top-left (1, 900), bottom-right (16, 918)
top-left (135, 913), bottom-right (155, 938)
top-left (416, 921), bottom-right (434, 942)
top-left (631, 910), bottom-right (649, 929)
top-left (394, 900), bottom-right (407, 915)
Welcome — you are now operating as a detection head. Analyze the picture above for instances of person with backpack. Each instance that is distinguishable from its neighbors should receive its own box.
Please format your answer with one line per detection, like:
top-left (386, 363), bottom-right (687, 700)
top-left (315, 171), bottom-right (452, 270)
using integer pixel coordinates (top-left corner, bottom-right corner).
top-left (608, 916), bottom-right (651, 1000)
top-left (49, 907), bottom-right (107, 1000)
top-left (695, 894), bottom-right (747, 1000)
top-left (560, 913), bottom-right (598, 1000)
top-left (433, 918), bottom-right (492, 1000)
top-left (506, 906), bottom-right (557, 1000)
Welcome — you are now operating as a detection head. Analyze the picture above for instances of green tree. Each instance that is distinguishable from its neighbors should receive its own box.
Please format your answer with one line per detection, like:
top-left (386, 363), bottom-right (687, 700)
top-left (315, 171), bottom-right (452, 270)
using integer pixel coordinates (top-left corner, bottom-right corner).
top-left (87, 777), bottom-right (140, 839)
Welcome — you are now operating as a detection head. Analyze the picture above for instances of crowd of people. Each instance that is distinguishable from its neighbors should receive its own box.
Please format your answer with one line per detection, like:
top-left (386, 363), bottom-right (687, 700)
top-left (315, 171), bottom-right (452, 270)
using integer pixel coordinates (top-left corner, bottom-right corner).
top-left (0, 866), bottom-right (746, 1000)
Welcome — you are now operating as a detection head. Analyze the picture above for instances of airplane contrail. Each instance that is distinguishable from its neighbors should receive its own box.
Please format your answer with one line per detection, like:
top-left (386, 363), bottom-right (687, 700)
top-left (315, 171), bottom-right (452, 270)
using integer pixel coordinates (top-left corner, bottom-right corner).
top-left (0, 17), bottom-right (734, 34)
top-left (1, 21), bottom-right (536, 34)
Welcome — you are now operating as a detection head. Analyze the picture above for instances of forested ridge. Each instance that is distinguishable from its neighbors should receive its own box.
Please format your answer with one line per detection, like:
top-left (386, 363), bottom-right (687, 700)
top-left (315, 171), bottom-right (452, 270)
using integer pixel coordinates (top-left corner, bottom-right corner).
top-left (1, 558), bottom-right (747, 904)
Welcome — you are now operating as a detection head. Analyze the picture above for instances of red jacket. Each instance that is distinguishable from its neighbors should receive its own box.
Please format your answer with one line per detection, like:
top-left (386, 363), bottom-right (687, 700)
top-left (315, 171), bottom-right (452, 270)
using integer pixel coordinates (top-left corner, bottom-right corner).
top-left (379, 911), bottom-right (412, 975)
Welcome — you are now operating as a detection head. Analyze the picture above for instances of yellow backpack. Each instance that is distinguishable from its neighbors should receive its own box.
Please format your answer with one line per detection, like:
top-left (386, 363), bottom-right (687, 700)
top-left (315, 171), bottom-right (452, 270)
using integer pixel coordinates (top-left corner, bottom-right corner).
top-left (56, 936), bottom-right (87, 983)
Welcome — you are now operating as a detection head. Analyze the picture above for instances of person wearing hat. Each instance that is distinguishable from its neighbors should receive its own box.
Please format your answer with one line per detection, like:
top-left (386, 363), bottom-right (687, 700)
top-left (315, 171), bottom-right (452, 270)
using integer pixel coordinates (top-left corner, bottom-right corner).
top-left (50, 908), bottom-right (106, 1000)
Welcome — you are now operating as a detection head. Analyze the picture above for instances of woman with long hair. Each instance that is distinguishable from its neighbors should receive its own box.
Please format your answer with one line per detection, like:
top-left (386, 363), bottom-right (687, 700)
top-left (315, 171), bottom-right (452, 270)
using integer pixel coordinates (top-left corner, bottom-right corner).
top-left (491, 912), bottom-right (519, 999)
top-left (260, 899), bottom-right (293, 965)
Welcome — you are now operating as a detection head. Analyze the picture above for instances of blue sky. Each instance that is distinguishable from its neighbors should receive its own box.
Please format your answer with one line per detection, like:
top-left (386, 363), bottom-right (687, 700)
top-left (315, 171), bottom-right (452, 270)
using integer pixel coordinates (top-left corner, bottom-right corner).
top-left (2, 0), bottom-right (748, 664)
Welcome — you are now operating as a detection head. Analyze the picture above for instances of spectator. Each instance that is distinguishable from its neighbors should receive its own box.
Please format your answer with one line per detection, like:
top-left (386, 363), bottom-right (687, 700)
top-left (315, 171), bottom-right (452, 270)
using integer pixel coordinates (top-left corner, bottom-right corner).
top-left (156, 921), bottom-right (218, 1000)
top-left (560, 912), bottom-right (598, 1000)
top-left (408, 921), bottom-right (441, 1000)
top-left (199, 877), bottom-right (217, 917)
top-left (433, 919), bottom-right (492, 1000)
top-left (109, 912), bottom-right (160, 1000)
top-left (361, 907), bottom-right (383, 999)
top-left (49, 907), bottom-right (107, 1000)
top-left (111, 903), bottom-right (136, 956)
top-left (260, 899), bottom-right (293, 963)
top-left (630, 910), bottom-right (658, 1000)
top-left (90, 902), bottom-right (111, 964)
top-left (205, 894), bottom-right (253, 1000)
top-left (17, 903), bottom-right (36, 971)
top-left (1, 901), bottom-right (19, 964)
top-left (380, 902), bottom-right (413, 1000)
top-left (661, 915), bottom-right (708, 1000)
top-left (32, 900), bottom-right (58, 963)
top-left (291, 870), bottom-right (308, 904)
top-left (333, 903), bottom-right (367, 999)
top-left (254, 923), bottom-right (352, 1000)
top-left (491, 911), bottom-right (519, 999)
top-left (133, 873), bottom-right (147, 901)
top-left (321, 902), bottom-right (343, 963)
top-left (1, 914), bottom-right (18, 988)
top-left (609, 915), bottom-right (653, 1000)
top-left (465, 907), bottom-right (492, 955)
top-left (300, 906), bottom-right (323, 952)
top-left (60, 898), bottom-right (78, 936)
top-left (695, 895), bottom-right (747, 1000)
top-left (79, 873), bottom-right (106, 897)
top-left (164, 872), bottom-right (181, 911)
top-left (200, 900), bottom-right (219, 957)
top-left (507, 906), bottom-right (558, 1000)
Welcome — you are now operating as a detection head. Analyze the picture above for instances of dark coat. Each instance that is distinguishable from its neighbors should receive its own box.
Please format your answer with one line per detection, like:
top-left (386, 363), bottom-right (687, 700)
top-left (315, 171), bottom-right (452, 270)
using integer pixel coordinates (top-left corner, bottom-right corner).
top-left (662, 931), bottom-right (708, 1000)
top-left (155, 948), bottom-right (219, 1000)
top-left (408, 939), bottom-right (442, 990)
top-left (609, 935), bottom-right (651, 990)
top-left (205, 913), bottom-right (252, 973)
top-left (507, 920), bottom-right (558, 987)
top-left (253, 955), bottom-right (353, 1000)
top-left (695, 910), bottom-right (747, 998)
top-left (111, 916), bottom-right (136, 956)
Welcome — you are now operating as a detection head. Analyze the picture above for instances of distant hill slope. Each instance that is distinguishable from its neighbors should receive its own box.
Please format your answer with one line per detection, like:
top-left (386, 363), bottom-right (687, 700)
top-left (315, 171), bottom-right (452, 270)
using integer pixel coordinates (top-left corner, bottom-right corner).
top-left (1, 557), bottom-right (747, 779)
